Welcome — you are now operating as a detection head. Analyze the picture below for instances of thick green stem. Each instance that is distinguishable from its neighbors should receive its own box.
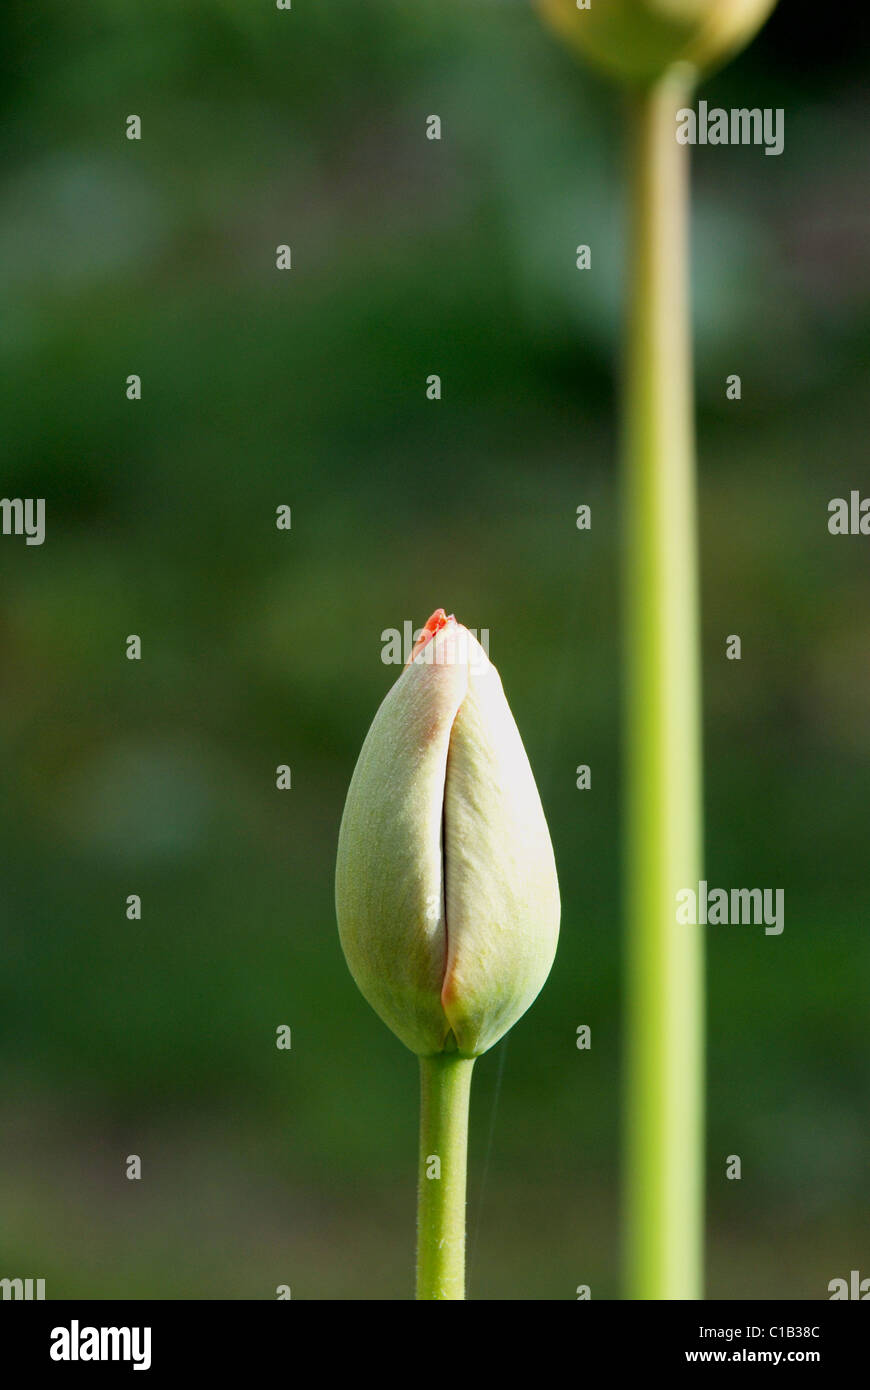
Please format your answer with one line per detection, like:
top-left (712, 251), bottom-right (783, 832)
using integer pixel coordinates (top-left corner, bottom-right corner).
top-left (622, 67), bottom-right (705, 1300)
top-left (415, 1052), bottom-right (475, 1300)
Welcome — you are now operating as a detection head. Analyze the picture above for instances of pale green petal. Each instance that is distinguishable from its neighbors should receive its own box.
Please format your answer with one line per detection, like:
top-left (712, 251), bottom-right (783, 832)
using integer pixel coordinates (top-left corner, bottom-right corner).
top-left (335, 635), bottom-right (467, 1055)
top-left (442, 637), bottom-right (560, 1057)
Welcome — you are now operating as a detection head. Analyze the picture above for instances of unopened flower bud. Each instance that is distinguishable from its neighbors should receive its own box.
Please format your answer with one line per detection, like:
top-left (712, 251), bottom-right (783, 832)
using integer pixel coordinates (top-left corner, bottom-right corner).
top-left (535, 0), bottom-right (778, 86)
top-left (336, 610), bottom-right (560, 1058)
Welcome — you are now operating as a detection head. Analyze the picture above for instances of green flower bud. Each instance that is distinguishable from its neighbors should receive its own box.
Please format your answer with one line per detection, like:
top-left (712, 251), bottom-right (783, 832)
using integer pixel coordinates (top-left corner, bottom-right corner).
top-left (336, 610), bottom-right (560, 1058)
top-left (535, 0), bottom-right (778, 86)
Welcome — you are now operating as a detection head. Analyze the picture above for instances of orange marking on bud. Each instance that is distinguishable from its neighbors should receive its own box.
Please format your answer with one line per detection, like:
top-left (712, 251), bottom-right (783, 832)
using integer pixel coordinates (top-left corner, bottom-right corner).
top-left (408, 608), bottom-right (455, 663)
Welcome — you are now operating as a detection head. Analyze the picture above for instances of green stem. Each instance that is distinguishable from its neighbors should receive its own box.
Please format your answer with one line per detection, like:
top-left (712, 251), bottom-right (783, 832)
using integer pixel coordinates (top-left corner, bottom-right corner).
top-left (415, 1052), bottom-right (475, 1300)
top-left (622, 67), bottom-right (704, 1300)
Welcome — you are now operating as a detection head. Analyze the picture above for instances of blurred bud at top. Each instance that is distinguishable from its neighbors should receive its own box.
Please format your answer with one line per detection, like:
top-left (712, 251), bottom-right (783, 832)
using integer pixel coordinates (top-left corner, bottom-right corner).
top-left (535, 0), bottom-right (779, 85)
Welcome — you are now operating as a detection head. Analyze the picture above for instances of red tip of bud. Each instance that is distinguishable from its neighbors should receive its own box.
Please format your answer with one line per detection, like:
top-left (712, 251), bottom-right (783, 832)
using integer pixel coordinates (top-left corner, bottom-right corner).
top-left (409, 608), bottom-right (455, 663)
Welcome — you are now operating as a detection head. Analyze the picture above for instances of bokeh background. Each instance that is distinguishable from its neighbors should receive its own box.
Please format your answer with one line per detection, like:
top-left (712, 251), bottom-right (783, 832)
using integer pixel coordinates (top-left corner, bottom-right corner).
top-left (1, 0), bottom-right (868, 1299)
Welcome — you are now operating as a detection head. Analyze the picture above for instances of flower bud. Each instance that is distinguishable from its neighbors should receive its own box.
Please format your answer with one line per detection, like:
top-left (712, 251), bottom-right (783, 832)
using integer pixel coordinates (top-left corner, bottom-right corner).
top-left (335, 610), bottom-right (560, 1058)
top-left (535, 0), bottom-right (778, 86)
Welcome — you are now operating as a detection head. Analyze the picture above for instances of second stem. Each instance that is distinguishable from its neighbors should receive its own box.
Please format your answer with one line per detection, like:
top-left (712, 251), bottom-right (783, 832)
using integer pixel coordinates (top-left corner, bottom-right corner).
top-left (622, 67), bottom-right (705, 1301)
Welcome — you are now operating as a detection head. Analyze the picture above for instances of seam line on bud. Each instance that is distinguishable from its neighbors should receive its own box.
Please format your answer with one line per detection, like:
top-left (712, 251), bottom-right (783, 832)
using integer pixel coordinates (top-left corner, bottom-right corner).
top-left (439, 711), bottom-right (456, 1005)
top-left (438, 695), bottom-right (466, 1020)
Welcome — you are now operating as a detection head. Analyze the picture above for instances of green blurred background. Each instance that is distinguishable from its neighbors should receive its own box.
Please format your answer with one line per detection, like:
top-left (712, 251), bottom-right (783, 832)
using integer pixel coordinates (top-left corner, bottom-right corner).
top-left (1, 0), bottom-right (868, 1299)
